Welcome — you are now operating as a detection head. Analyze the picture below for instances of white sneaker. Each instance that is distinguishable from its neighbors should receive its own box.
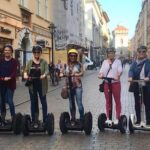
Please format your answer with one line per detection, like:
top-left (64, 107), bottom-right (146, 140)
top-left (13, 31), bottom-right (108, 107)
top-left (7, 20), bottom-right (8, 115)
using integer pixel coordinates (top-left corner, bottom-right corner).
top-left (105, 119), bottom-right (112, 125)
top-left (114, 119), bottom-right (119, 124)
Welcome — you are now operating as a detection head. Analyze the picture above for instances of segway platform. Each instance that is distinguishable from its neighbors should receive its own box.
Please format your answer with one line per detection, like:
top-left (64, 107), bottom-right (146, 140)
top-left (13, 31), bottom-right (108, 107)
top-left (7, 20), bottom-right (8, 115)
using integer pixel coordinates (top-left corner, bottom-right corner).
top-left (22, 113), bottom-right (54, 136)
top-left (98, 113), bottom-right (127, 134)
top-left (129, 114), bottom-right (150, 133)
top-left (129, 80), bottom-right (150, 133)
top-left (0, 113), bottom-right (22, 134)
top-left (65, 119), bottom-right (83, 131)
top-left (59, 112), bottom-right (92, 135)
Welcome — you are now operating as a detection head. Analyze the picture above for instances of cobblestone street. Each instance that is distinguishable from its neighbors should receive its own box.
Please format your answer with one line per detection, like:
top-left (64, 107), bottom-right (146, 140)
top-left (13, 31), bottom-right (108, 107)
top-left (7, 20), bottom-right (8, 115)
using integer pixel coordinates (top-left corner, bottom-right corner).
top-left (0, 65), bottom-right (150, 150)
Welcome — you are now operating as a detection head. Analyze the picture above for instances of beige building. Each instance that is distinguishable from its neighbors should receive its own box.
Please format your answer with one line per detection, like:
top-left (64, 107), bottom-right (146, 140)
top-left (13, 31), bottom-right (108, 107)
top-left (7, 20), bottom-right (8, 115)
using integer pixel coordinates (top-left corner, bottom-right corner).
top-left (0, 0), bottom-right (110, 70)
top-left (0, 0), bottom-right (52, 72)
top-left (84, 0), bottom-right (110, 62)
top-left (112, 25), bottom-right (129, 57)
top-left (132, 0), bottom-right (150, 54)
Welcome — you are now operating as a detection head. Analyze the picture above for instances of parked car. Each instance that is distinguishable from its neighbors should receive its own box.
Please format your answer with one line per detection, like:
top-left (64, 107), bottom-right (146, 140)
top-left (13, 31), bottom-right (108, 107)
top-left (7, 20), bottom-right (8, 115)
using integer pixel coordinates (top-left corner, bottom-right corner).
top-left (83, 56), bottom-right (93, 70)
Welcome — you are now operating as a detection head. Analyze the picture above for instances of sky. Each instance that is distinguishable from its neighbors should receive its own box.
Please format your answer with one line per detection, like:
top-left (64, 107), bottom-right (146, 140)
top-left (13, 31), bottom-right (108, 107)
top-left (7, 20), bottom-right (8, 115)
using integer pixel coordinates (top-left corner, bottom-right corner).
top-left (97, 0), bottom-right (142, 39)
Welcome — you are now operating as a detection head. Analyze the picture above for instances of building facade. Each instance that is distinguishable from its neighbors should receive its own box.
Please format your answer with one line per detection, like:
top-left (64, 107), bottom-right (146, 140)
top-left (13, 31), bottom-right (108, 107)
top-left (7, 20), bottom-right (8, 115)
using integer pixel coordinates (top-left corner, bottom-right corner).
top-left (0, 0), bottom-right (110, 70)
top-left (131, 0), bottom-right (150, 55)
top-left (0, 0), bottom-right (52, 74)
top-left (112, 25), bottom-right (129, 57)
top-left (84, 0), bottom-right (110, 62)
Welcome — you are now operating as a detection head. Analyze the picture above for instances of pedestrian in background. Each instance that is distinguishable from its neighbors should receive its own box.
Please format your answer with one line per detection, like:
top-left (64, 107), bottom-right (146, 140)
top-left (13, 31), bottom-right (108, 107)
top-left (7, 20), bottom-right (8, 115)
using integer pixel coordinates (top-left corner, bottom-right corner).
top-left (98, 47), bottom-right (123, 124)
top-left (55, 59), bottom-right (63, 77)
top-left (128, 45), bottom-right (150, 125)
top-left (24, 45), bottom-right (49, 124)
top-left (0, 44), bottom-right (17, 121)
top-left (48, 61), bottom-right (55, 85)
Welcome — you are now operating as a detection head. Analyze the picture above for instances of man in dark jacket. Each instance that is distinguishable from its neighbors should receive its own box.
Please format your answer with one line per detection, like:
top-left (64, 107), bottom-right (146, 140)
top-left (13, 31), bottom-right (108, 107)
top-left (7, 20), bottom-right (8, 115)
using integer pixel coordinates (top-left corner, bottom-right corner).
top-left (128, 45), bottom-right (150, 125)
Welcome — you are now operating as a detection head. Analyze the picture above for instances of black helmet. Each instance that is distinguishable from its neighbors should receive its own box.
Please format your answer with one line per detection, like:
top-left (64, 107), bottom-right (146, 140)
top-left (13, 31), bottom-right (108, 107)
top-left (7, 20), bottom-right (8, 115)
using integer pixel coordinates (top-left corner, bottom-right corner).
top-left (106, 47), bottom-right (116, 53)
top-left (137, 45), bottom-right (147, 52)
top-left (32, 45), bottom-right (42, 53)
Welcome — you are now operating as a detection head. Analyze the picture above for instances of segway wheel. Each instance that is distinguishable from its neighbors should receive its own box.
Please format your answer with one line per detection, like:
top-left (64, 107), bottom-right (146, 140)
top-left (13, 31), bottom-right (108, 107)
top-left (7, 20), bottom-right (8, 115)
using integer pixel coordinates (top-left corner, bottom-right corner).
top-left (119, 115), bottom-right (127, 134)
top-left (46, 113), bottom-right (54, 135)
top-left (98, 113), bottom-right (107, 132)
top-left (13, 113), bottom-right (23, 135)
top-left (83, 112), bottom-right (92, 135)
top-left (129, 116), bottom-right (134, 134)
top-left (59, 112), bottom-right (70, 134)
top-left (22, 115), bottom-right (31, 136)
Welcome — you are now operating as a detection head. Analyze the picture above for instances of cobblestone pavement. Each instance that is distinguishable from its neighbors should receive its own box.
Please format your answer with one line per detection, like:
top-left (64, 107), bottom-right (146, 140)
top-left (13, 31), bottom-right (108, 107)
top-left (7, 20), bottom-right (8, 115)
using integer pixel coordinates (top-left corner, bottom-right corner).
top-left (1, 66), bottom-right (150, 150)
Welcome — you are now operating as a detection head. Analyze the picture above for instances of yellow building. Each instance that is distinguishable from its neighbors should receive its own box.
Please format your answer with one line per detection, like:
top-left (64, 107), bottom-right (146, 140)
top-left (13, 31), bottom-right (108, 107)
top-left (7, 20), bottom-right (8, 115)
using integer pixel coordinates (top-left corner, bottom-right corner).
top-left (0, 0), bottom-right (65, 73)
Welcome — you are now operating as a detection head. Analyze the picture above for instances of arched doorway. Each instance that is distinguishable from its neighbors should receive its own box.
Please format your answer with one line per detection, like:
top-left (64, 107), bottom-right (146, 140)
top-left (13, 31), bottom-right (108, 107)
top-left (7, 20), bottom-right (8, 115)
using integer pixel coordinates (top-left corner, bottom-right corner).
top-left (21, 35), bottom-right (31, 68)
top-left (15, 28), bottom-right (32, 76)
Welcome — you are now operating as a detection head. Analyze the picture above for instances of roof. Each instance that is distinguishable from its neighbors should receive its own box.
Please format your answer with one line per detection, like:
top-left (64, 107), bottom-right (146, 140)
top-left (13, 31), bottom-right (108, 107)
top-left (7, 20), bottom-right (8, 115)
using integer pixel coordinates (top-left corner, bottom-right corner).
top-left (114, 25), bottom-right (128, 31)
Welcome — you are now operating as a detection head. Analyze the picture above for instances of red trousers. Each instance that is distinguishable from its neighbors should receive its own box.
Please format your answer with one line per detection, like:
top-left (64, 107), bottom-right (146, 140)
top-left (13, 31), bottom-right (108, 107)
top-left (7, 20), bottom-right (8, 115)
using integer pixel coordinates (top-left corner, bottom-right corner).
top-left (104, 82), bottom-right (121, 120)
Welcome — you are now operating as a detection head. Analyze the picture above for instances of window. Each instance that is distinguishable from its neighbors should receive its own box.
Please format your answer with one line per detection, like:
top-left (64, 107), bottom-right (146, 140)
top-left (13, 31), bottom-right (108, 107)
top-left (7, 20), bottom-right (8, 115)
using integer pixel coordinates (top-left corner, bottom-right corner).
top-left (20, 0), bottom-right (27, 7)
top-left (20, 7), bottom-right (31, 26)
top-left (36, 0), bottom-right (41, 16)
top-left (70, 0), bottom-right (73, 16)
top-left (120, 39), bottom-right (123, 45)
top-left (45, 0), bottom-right (48, 19)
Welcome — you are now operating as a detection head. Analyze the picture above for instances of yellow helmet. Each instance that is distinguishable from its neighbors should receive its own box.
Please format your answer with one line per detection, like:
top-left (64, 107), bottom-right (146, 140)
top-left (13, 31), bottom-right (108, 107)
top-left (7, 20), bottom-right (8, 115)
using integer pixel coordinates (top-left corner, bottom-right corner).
top-left (68, 49), bottom-right (78, 55)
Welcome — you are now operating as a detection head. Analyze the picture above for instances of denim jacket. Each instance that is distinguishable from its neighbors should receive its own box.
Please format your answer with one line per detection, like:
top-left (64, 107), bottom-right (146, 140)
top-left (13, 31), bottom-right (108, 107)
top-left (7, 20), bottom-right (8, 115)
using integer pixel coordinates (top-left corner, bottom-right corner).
top-left (128, 58), bottom-right (150, 92)
top-left (128, 59), bottom-right (150, 79)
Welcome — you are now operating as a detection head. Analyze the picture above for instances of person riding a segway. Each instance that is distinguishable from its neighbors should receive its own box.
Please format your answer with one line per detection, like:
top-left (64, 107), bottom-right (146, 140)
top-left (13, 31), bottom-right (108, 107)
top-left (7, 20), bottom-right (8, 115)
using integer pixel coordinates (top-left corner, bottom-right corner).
top-left (98, 47), bottom-right (127, 133)
top-left (0, 44), bottom-right (22, 134)
top-left (23, 45), bottom-right (54, 136)
top-left (59, 49), bottom-right (92, 135)
top-left (128, 45), bottom-right (150, 132)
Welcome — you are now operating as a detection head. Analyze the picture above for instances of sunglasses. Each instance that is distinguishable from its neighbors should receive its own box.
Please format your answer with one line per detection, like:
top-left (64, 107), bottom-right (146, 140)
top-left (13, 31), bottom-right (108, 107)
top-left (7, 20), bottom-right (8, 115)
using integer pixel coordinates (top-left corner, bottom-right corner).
top-left (138, 50), bottom-right (146, 53)
top-left (33, 51), bottom-right (40, 54)
top-left (69, 55), bottom-right (77, 57)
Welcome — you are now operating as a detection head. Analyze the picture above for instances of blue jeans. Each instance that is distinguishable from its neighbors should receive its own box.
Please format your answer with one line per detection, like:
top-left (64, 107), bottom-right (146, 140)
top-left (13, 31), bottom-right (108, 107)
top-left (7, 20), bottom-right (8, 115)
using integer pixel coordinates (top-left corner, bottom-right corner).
top-left (0, 86), bottom-right (15, 118)
top-left (69, 87), bottom-right (84, 120)
top-left (29, 84), bottom-right (47, 123)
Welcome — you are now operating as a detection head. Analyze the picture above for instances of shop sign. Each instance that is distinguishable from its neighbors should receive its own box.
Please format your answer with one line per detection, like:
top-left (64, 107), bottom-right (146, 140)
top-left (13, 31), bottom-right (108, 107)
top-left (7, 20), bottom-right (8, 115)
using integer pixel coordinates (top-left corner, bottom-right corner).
top-left (0, 27), bottom-right (11, 34)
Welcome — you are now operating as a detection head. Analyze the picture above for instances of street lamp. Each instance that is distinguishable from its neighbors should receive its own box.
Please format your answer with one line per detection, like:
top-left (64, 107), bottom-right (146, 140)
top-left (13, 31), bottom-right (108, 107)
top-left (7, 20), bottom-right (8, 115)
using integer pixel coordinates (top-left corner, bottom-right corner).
top-left (23, 28), bottom-right (30, 68)
top-left (48, 23), bottom-right (56, 65)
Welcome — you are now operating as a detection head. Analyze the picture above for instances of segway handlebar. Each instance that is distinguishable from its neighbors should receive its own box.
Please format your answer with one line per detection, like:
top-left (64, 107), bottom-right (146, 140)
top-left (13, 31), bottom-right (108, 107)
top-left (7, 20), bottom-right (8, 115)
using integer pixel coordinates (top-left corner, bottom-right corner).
top-left (26, 77), bottom-right (42, 80)
top-left (102, 77), bottom-right (114, 80)
top-left (131, 79), bottom-right (145, 83)
top-left (0, 77), bottom-right (12, 81)
top-left (102, 77), bottom-right (115, 82)
top-left (0, 77), bottom-right (5, 81)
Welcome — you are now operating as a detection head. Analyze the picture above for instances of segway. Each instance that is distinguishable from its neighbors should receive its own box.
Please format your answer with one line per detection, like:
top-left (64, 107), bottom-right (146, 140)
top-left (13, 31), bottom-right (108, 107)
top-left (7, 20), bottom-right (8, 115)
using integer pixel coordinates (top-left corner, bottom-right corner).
top-left (22, 77), bottom-right (54, 136)
top-left (0, 113), bottom-right (22, 134)
top-left (59, 111), bottom-right (92, 135)
top-left (59, 73), bottom-right (92, 135)
top-left (22, 113), bottom-right (54, 136)
top-left (129, 79), bottom-right (150, 133)
top-left (98, 77), bottom-right (127, 134)
top-left (0, 78), bottom-right (23, 134)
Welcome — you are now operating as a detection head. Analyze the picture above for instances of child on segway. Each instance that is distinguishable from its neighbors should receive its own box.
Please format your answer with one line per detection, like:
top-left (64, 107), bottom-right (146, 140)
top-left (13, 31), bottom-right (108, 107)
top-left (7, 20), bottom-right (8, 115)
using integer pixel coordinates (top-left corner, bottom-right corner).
top-left (128, 45), bottom-right (150, 128)
top-left (98, 47), bottom-right (127, 133)
top-left (59, 49), bottom-right (92, 135)
top-left (23, 45), bottom-right (54, 136)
